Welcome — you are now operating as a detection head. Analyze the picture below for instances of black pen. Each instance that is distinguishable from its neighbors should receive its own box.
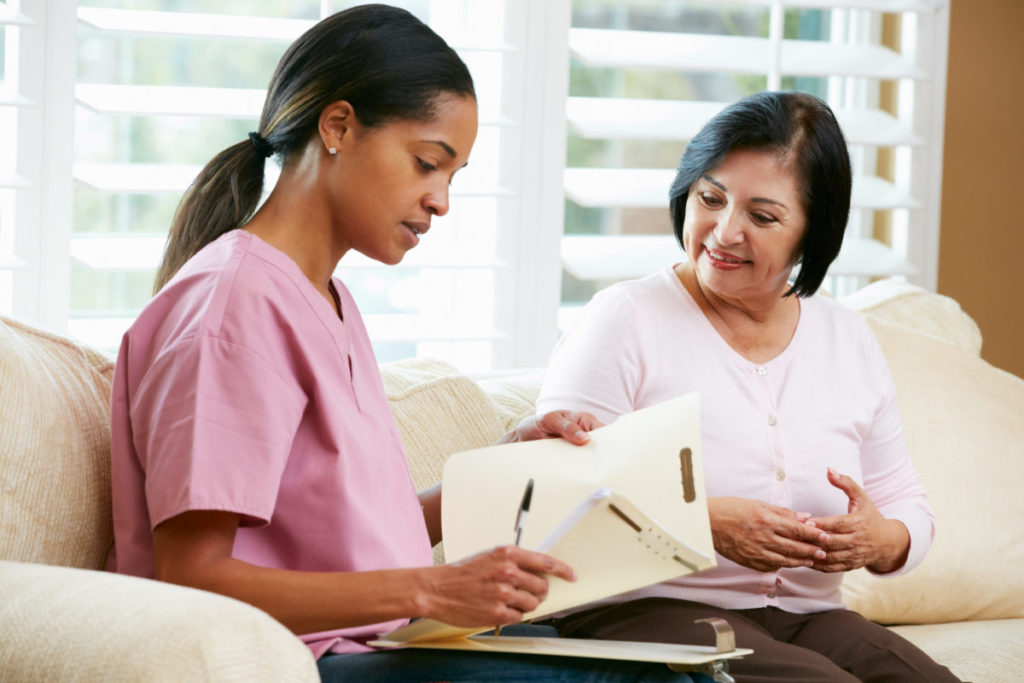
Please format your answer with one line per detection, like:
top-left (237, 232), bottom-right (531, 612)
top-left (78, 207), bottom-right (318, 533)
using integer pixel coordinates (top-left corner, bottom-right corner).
top-left (496, 478), bottom-right (534, 639)
top-left (514, 478), bottom-right (534, 546)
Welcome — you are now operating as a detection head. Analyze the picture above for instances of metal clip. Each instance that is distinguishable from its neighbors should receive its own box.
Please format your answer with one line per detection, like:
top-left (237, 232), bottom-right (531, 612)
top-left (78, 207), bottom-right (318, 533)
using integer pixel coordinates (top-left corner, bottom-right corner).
top-left (666, 618), bottom-right (739, 681)
top-left (670, 658), bottom-right (736, 683)
top-left (695, 617), bottom-right (736, 653)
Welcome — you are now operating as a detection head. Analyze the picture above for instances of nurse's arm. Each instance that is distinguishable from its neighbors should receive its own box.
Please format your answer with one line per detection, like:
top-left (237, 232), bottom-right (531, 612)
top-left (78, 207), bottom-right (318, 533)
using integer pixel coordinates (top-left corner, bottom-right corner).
top-left (152, 509), bottom-right (574, 635)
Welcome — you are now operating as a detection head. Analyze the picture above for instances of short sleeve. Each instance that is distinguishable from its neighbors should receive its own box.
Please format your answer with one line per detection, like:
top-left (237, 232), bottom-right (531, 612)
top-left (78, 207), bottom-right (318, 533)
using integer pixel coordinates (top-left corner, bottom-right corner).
top-left (536, 286), bottom-right (643, 426)
top-left (857, 322), bottom-right (935, 575)
top-left (129, 334), bottom-right (308, 529)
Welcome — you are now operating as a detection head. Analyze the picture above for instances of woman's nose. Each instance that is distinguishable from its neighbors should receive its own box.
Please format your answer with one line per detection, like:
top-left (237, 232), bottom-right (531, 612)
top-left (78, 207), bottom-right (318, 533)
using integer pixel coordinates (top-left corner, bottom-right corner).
top-left (423, 186), bottom-right (450, 217)
top-left (713, 209), bottom-right (745, 245)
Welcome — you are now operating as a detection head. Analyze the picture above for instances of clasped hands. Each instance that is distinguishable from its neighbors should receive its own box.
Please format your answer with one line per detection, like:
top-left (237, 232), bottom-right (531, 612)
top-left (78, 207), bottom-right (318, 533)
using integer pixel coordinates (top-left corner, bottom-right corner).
top-left (710, 468), bottom-right (910, 574)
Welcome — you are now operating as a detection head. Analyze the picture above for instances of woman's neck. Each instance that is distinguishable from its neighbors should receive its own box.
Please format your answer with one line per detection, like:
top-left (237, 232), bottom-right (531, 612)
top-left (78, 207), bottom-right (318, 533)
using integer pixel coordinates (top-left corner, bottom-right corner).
top-left (243, 149), bottom-right (345, 306)
top-left (675, 262), bottom-right (801, 364)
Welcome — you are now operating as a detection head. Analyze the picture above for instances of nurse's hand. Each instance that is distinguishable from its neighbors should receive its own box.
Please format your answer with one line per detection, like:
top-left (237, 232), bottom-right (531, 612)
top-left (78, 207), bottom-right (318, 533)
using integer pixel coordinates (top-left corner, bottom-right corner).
top-left (709, 497), bottom-right (828, 572)
top-left (425, 545), bottom-right (576, 627)
top-left (804, 468), bottom-right (910, 574)
top-left (498, 411), bottom-right (603, 446)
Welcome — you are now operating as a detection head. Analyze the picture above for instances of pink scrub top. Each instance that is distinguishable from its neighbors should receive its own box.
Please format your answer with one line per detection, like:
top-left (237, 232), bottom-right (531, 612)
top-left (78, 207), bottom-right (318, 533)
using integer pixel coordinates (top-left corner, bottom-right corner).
top-left (108, 230), bottom-right (433, 657)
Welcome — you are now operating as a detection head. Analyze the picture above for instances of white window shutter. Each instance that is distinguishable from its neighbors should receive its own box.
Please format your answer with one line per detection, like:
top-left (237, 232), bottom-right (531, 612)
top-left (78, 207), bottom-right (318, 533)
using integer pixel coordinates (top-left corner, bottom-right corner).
top-left (558, 0), bottom-right (950, 317)
top-left (1, 0), bottom-right (76, 332)
top-left (49, 1), bottom-right (554, 371)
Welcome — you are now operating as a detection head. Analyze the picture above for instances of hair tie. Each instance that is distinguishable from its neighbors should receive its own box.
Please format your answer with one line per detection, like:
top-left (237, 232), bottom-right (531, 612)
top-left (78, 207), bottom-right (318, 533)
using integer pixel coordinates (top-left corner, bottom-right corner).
top-left (248, 131), bottom-right (274, 158)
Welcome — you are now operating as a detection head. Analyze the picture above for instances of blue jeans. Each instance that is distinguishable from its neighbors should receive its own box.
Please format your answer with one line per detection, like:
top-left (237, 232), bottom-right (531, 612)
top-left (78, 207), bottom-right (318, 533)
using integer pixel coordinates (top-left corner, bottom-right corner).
top-left (317, 624), bottom-right (714, 682)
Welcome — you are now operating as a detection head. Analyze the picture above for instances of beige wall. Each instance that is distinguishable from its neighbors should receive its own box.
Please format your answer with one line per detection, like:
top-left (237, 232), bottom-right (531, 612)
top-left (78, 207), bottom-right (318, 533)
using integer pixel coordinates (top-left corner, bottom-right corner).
top-left (939, 0), bottom-right (1024, 379)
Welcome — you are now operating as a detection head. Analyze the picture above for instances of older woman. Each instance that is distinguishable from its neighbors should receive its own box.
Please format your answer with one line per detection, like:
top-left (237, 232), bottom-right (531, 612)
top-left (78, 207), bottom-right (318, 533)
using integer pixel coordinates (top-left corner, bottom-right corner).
top-left (532, 92), bottom-right (959, 682)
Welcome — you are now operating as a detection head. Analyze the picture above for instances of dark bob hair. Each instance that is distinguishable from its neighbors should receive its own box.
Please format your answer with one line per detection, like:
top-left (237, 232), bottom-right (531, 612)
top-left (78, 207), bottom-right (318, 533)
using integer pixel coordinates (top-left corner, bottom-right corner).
top-left (668, 91), bottom-right (851, 297)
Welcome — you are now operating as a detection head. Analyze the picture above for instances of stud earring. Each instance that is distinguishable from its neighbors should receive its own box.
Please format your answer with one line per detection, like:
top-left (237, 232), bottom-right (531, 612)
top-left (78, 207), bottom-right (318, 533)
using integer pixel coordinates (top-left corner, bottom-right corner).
top-left (328, 146), bottom-right (337, 155)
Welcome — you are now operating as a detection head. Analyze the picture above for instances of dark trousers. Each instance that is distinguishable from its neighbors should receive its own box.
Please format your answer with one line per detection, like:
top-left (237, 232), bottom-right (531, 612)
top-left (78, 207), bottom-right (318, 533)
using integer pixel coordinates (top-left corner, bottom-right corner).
top-left (544, 598), bottom-right (961, 683)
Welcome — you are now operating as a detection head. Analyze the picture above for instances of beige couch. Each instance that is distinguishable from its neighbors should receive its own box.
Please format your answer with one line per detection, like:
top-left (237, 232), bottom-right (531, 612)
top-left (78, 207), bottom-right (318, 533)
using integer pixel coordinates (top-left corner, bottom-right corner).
top-left (2, 279), bottom-right (1022, 681)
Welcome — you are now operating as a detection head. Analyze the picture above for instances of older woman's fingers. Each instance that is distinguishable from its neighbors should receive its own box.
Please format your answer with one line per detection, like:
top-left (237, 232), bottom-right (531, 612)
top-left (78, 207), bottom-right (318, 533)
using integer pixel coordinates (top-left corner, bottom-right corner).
top-left (538, 410), bottom-right (599, 444)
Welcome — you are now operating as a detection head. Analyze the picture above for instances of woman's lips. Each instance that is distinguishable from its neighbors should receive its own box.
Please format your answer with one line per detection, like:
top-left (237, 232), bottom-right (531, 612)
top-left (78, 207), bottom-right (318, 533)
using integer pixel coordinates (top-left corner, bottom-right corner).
top-left (403, 221), bottom-right (429, 236)
top-left (704, 246), bottom-right (748, 269)
top-left (402, 221), bottom-right (429, 246)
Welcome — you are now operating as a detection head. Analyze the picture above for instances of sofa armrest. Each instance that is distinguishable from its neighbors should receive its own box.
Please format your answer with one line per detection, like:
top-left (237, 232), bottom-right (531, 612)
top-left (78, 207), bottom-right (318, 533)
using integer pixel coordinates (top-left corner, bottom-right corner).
top-left (0, 560), bottom-right (318, 682)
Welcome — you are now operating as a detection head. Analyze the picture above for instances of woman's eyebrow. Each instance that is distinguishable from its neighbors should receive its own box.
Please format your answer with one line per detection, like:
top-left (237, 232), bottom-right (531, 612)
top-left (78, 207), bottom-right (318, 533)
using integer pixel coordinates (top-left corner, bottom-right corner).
top-left (422, 139), bottom-right (456, 158)
top-left (422, 139), bottom-right (469, 169)
top-left (700, 173), bottom-right (726, 192)
top-left (700, 173), bottom-right (787, 209)
top-left (752, 197), bottom-right (786, 208)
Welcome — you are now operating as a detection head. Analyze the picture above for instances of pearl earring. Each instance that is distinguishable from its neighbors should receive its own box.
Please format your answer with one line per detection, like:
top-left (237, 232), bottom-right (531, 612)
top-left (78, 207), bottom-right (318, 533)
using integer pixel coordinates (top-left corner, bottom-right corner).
top-left (328, 146), bottom-right (337, 155)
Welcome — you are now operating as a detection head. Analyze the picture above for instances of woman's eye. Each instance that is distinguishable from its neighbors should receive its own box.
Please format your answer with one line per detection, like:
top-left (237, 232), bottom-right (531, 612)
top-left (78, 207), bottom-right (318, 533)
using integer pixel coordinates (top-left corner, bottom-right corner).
top-left (698, 192), bottom-right (723, 207)
top-left (751, 212), bottom-right (776, 225)
top-left (416, 158), bottom-right (437, 172)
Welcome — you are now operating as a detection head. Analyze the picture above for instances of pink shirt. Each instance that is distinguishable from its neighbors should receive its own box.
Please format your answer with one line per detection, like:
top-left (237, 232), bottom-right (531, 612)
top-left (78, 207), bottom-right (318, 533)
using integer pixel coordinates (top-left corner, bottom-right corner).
top-left (108, 230), bottom-right (433, 657)
top-left (537, 267), bottom-right (934, 614)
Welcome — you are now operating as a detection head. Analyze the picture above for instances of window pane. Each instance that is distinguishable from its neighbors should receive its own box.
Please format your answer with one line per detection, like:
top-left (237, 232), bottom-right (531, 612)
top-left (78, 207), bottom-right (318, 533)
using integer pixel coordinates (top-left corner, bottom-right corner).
top-left (69, 1), bottom-right (513, 368)
top-left (573, 2), bottom-right (765, 37)
top-left (80, 0), bottom-right (322, 18)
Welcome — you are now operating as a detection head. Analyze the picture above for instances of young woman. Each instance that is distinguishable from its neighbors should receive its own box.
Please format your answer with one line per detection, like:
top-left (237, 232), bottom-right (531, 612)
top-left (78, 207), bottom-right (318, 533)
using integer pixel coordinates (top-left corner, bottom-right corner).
top-left (107, 5), bottom-right (707, 682)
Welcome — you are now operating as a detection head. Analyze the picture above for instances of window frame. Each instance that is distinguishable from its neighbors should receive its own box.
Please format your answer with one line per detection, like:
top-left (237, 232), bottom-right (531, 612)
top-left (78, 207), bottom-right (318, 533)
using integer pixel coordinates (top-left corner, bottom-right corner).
top-left (5, 0), bottom-right (951, 371)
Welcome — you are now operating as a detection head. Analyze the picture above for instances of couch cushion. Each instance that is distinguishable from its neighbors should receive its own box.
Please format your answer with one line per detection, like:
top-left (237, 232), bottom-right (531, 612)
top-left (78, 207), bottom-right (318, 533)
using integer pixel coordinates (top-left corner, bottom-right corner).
top-left (888, 619), bottom-right (1024, 683)
top-left (0, 318), bottom-right (115, 569)
top-left (841, 278), bottom-right (983, 357)
top-left (841, 317), bottom-right (1024, 624)
top-left (476, 369), bottom-right (545, 434)
top-left (382, 357), bottom-right (515, 565)
top-left (381, 357), bottom-right (507, 493)
top-left (0, 560), bottom-right (318, 681)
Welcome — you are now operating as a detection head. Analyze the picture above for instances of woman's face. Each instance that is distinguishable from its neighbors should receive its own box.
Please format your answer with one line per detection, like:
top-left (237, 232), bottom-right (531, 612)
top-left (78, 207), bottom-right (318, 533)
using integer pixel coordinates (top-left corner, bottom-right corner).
top-left (327, 93), bottom-right (478, 265)
top-left (682, 148), bottom-right (807, 304)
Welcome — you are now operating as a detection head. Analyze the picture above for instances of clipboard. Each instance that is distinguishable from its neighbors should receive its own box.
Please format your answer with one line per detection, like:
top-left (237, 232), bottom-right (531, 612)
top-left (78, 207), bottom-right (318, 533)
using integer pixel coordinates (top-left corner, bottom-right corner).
top-left (370, 633), bottom-right (751, 672)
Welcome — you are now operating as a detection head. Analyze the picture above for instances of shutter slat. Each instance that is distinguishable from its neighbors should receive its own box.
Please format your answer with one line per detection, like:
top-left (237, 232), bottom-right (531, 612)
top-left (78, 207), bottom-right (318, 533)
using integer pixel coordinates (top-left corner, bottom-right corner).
top-left (68, 313), bottom-right (503, 351)
top-left (75, 84), bottom-right (514, 127)
top-left (0, 6), bottom-right (33, 26)
top-left (0, 253), bottom-right (30, 270)
top-left (725, 0), bottom-right (936, 10)
top-left (77, 8), bottom-right (315, 41)
top-left (564, 168), bottom-right (916, 210)
top-left (0, 173), bottom-right (31, 189)
top-left (70, 235), bottom-right (509, 271)
top-left (76, 7), bottom-right (517, 52)
top-left (0, 88), bottom-right (33, 107)
top-left (570, 29), bottom-right (926, 79)
top-left (561, 234), bottom-right (912, 282)
top-left (76, 84), bottom-right (264, 117)
top-left (73, 162), bottom-right (514, 197)
top-left (567, 97), bottom-right (923, 147)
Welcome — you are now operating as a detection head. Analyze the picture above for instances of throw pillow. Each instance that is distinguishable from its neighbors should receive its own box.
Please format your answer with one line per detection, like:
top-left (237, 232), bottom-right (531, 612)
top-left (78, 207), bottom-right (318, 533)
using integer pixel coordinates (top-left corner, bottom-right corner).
top-left (0, 318), bottom-right (115, 568)
top-left (841, 317), bottom-right (1024, 623)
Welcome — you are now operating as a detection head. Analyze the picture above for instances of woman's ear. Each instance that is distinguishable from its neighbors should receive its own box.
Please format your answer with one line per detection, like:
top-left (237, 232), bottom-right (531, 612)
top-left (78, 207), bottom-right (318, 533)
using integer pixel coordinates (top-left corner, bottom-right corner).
top-left (319, 100), bottom-right (357, 155)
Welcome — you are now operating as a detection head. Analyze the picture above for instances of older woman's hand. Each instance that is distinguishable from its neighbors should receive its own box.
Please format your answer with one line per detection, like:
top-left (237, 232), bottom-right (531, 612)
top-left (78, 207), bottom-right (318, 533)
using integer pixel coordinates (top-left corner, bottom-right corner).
top-left (498, 411), bottom-right (603, 446)
top-left (804, 468), bottom-right (911, 574)
top-left (708, 497), bottom-right (828, 572)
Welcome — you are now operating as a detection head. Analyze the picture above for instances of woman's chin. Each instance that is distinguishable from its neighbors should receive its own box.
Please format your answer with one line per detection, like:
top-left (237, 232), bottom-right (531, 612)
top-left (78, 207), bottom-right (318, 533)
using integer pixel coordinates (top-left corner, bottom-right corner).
top-left (358, 247), bottom-right (407, 267)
